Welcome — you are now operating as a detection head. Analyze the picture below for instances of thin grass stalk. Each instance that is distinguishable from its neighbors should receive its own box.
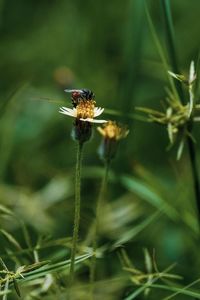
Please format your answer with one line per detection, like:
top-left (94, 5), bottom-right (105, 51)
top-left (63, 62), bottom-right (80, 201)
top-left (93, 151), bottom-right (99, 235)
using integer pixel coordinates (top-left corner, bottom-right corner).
top-left (90, 160), bottom-right (110, 298)
top-left (187, 126), bottom-right (200, 219)
top-left (117, 0), bottom-right (145, 171)
top-left (145, 4), bottom-right (180, 102)
top-left (160, 0), bottom-right (200, 223)
top-left (160, 0), bottom-right (184, 100)
top-left (69, 142), bottom-right (83, 284)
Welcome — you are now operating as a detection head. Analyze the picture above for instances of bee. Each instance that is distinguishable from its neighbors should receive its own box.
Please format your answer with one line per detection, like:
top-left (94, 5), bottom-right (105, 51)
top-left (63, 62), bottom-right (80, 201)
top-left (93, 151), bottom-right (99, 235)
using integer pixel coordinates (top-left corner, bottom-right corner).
top-left (64, 89), bottom-right (95, 107)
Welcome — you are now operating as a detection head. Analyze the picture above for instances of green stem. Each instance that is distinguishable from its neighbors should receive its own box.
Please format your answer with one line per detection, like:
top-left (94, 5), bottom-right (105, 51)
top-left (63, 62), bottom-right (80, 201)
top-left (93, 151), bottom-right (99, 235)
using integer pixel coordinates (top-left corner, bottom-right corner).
top-left (187, 123), bottom-right (200, 221)
top-left (161, 0), bottom-right (200, 223)
top-left (69, 142), bottom-right (83, 284)
top-left (160, 0), bottom-right (184, 101)
top-left (90, 160), bottom-right (110, 297)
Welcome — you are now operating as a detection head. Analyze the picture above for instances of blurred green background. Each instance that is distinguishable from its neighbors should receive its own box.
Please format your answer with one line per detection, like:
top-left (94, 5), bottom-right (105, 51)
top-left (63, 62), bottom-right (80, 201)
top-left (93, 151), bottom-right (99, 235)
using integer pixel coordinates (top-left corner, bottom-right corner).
top-left (0, 0), bottom-right (200, 299)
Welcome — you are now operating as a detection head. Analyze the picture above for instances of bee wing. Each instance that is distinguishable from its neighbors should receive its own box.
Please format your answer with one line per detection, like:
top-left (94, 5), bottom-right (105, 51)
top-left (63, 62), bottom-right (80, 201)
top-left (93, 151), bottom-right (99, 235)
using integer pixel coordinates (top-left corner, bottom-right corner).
top-left (64, 89), bottom-right (83, 93)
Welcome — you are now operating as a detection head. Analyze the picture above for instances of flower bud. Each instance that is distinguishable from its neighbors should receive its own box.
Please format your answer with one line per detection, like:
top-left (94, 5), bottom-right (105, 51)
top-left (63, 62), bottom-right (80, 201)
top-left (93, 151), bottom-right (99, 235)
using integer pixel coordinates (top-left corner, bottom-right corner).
top-left (97, 121), bottom-right (129, 162)
top-left (71, 119), bottom-right (92, 144)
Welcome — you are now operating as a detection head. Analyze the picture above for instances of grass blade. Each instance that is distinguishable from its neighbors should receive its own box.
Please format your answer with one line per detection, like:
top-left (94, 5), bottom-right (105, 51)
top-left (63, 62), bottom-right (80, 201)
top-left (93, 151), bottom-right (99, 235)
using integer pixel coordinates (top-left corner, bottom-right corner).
top-left (124, 263), bottom-right (176, 299)
top-left (121, 175), bottom-right (178, 219)
top-left (0, 229), bottom-right (22, 251)
top-left (113, 211), bottom-right (160, 247)
top-left (145, 3), bottom-right (179, 101)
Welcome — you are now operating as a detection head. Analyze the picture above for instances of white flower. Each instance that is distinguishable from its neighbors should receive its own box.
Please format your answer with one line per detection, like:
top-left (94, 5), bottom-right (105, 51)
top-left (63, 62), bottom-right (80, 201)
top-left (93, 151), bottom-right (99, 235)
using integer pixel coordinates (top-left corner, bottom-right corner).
top-left (59, 100), bottom-right (107, 123)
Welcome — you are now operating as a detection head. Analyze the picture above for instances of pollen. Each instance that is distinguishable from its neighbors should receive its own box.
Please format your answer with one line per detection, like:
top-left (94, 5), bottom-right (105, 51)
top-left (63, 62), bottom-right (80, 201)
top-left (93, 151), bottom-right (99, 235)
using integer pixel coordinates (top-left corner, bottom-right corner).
top-left (76, 100), bottom-right (96, 119)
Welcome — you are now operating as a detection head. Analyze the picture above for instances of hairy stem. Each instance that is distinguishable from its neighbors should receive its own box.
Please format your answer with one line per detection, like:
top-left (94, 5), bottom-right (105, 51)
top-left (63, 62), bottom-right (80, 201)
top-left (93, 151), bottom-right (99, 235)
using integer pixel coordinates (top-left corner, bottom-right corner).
top-left (90, 160), bottom-right (110, 297)
top-left (69, 142), bottom-right (83, 284)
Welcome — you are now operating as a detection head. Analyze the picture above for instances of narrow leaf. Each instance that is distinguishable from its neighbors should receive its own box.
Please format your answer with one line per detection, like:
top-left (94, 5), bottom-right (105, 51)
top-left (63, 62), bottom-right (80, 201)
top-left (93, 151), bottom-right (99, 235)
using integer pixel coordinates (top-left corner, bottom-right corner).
top-left (13, 278), bottom-right (21, 297)
top-left (0, 229), bottom-right (22, 251)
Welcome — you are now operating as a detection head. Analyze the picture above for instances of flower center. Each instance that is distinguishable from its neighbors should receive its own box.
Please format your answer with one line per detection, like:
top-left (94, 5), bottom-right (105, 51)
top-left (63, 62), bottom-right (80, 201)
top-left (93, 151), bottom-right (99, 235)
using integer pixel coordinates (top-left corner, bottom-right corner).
top-left (104, 123), bottom-right (118, 139)
top-left (98, 121), bottom-right (129, 140)
top-left (76, 100), bottom-right (95, 119)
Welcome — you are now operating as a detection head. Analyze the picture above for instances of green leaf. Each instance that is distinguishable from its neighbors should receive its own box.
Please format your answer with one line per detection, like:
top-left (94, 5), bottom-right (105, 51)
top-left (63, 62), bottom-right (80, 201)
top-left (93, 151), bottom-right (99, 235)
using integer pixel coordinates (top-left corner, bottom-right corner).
top-left (145, 3), bottom-right (179, 102)
top-left (144, 249), bottom-right (152, 274)
top-left (13, 278), bottom-right (21, 297)
top-left (124, 264), bottom-right (176, 299)
top-left (160, 0), bottom-right (184, 102)
top-left (113, 211), bottom-right (160, 247)
top-left (0, 290), bottom-right (10, 297)
top-left (0, 204), bottom-right (14, 217)
top-left (168, 71), bottom-right (186, 83)
top-left (121, 175), bottom-right (178, 219)
top-left (162, 277), bottom-right (200, 300)
top-left (176, 138), bottom-right (185, 160)
top-left (150, 282), bottom-right (200, 299)
top-left (19, 254), bottom-right (92, 283)
top-left (3, 278), bottom-right (9, 300)
top-left (0, 229), bottom-right (22, 251)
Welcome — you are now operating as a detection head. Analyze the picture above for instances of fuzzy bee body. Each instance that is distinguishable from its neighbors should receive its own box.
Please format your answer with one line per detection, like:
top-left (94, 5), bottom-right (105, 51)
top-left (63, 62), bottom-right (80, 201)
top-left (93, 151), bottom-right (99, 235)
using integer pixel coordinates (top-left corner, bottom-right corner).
top-left (64, 88), bottom-right (95, 107)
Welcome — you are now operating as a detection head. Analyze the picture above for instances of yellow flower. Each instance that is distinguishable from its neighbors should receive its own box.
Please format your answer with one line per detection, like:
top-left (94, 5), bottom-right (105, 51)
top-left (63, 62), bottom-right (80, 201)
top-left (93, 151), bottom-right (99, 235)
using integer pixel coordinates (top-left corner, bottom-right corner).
top-left (97, 121), bottom-right (129, 161)
top-left (97, 121), bottom-right (129, 140)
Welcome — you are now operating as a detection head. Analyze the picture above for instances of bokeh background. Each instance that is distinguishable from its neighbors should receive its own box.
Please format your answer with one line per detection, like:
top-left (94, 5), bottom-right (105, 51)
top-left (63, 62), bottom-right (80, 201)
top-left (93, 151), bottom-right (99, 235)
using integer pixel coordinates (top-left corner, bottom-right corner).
top-left (0, 0), bottom-right (200, 299)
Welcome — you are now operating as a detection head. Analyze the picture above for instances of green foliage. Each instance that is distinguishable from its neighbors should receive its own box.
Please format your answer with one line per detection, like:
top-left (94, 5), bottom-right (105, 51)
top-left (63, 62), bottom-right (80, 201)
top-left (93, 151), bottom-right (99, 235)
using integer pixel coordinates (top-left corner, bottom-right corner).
top-left (0, 0), bottom-right (200, 299)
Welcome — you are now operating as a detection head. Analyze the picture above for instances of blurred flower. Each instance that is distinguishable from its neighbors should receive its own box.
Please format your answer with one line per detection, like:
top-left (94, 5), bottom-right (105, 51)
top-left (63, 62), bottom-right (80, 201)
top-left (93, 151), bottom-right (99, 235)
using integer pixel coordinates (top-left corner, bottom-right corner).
top-left (53, 66), bottom-right (75, 88)
top-left (97, 121), bottom-right (129, 161)
top-left (97, 120), bottom-right (129, 140)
